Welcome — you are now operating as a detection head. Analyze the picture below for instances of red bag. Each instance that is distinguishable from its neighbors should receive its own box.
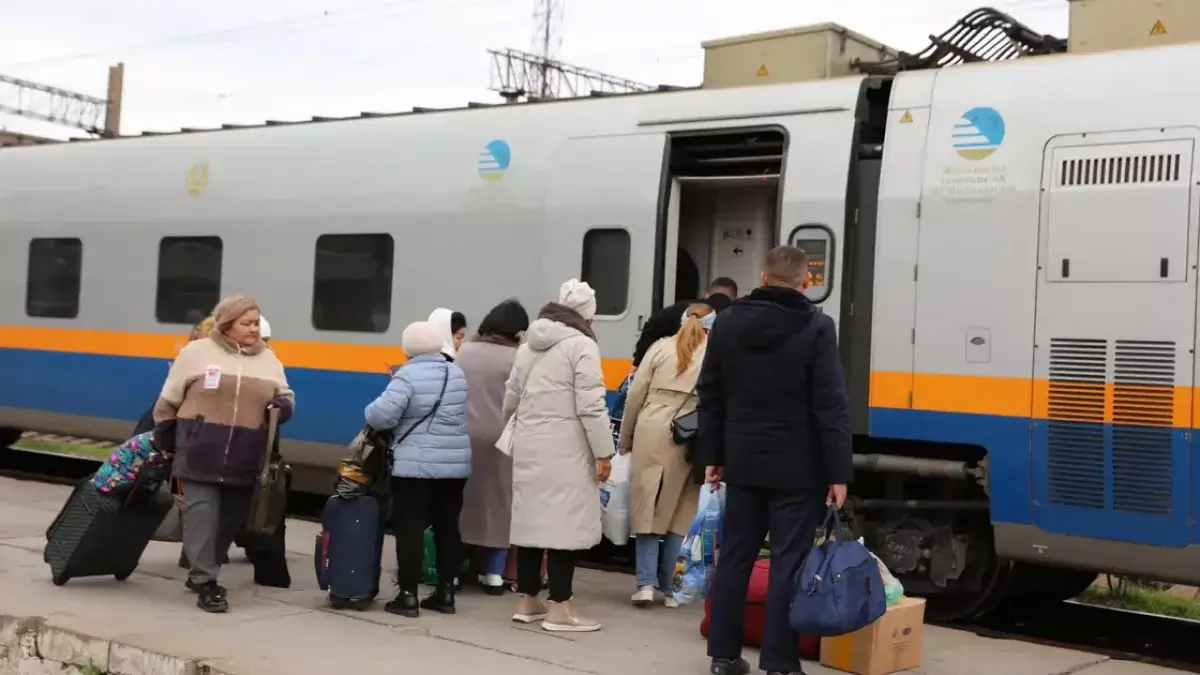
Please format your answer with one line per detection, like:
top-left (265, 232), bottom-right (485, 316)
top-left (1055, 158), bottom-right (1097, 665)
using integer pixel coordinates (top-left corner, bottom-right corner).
top-left (699, 558), bottom-right (819, 660)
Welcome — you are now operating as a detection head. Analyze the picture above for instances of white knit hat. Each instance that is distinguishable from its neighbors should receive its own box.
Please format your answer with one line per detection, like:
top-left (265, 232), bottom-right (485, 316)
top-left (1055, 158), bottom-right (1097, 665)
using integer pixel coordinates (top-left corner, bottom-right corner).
top-left (558, 279), bottom-right (597, 321)
top-left (401, 321), bottom-right (444, 357)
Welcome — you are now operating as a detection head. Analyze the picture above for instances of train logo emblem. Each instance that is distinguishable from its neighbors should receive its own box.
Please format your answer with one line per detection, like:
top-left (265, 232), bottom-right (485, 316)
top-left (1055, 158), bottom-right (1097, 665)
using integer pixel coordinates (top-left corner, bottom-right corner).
top-left (185, 161), bottom-right (210, 196)
top-left (478, 140), bottom-right (511, 181)
top-left (952, 107), bottom-right (1005, 160)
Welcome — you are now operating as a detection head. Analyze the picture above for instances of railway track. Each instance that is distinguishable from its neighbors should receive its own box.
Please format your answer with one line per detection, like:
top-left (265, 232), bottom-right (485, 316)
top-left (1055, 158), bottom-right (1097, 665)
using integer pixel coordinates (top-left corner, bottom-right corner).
top-left (5, 441), bottom-right (1199, 672)
top-left (945, 600), bottom-right (1200, 673)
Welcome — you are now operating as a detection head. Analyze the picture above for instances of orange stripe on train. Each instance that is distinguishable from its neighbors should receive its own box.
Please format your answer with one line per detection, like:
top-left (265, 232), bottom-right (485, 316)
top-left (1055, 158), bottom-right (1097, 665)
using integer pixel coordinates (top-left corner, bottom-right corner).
top-left (0, 325), bottom-right (635, 391)
top-left (870, 370), bottom-right (1195, 428)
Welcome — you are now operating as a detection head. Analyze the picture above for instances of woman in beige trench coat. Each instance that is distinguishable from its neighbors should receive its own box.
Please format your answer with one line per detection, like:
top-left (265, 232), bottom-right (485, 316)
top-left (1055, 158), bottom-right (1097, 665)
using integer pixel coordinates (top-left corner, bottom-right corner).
top-left (504, 280), bottom-right (614, 633)
top-left (456, 299), bottom-right (530, 595)
top-left (618, 300), bottom-right (717, 608)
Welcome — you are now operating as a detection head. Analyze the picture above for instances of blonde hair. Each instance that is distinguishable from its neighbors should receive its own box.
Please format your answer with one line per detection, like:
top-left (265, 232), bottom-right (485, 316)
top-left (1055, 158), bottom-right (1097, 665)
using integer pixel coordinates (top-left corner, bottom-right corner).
top-left (675, 303), bottom-right (714, 377)
top-left (210, 295), bottom-right (260, 336)
top-left (189, 315), bottom-right (216, 341)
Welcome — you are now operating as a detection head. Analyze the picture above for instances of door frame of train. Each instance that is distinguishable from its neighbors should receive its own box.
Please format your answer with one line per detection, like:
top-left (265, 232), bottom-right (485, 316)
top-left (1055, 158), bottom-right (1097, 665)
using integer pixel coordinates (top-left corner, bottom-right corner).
top-left (541, 133), bottom-right (668, 351)
top-left (651, 124), bottom-right (789, 314)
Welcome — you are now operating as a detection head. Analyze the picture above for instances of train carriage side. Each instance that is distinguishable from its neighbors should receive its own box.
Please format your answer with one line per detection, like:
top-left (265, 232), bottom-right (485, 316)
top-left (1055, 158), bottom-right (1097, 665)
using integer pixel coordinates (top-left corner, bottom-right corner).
top-left (0, 79), bottom-right (874, 494)
top-left (865, 42), bottom-right (1200, 619)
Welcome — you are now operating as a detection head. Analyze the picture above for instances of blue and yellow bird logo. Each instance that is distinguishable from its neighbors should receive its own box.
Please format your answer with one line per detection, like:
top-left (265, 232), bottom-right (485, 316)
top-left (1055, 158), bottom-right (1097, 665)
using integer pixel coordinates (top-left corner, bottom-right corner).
top-left (952, 107), bottom-right (1005, 160)
top-left (478, 139), bottom-right (511, 180)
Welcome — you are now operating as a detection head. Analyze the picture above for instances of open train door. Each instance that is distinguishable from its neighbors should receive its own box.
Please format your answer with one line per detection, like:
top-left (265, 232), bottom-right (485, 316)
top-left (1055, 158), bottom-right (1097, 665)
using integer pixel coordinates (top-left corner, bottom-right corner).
top-left (1030, 129), bottom-right (1197, 548)
top-left (541, 133), bottom-right (666, 390)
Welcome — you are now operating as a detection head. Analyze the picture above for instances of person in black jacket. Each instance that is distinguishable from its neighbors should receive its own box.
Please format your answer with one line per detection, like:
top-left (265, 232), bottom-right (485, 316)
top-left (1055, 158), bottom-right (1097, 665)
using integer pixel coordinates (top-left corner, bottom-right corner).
top-left (696, 245), bottom-right (852, 675)
top-left (631, 275), bottom-right (738, 370)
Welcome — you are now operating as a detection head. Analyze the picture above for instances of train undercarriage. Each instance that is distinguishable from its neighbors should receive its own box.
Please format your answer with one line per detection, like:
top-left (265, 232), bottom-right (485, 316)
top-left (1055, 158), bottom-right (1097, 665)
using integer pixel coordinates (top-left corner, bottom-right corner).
top-left (849, 437), bottom-right (1096, 621)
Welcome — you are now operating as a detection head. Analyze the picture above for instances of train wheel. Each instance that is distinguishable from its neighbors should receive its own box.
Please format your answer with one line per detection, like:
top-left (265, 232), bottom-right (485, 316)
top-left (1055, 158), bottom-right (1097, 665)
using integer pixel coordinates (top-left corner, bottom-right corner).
top-left (919, 520), bottom-right (1014, 622)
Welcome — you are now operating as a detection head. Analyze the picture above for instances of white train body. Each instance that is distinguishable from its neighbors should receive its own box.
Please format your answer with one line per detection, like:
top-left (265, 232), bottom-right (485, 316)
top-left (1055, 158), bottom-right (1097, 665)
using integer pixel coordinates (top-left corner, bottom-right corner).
top-left (1, 39), bottom-right (1198, 616)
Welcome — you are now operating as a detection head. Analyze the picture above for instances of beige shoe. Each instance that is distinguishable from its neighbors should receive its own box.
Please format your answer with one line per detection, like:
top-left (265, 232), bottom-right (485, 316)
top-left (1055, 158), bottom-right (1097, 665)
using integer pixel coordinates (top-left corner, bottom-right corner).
top-left (663, 595), bottom-right (680, 609)
top-left (541, 600), bottom-right (601, 632)
top-left (511, 594), bottom-right (548, 623)
top-left (631, 586), bottom-right (655, 607)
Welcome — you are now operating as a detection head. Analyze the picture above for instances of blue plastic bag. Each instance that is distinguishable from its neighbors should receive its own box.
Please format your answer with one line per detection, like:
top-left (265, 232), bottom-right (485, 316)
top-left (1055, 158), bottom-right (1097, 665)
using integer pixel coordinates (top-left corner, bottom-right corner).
top-left (672, 484), bottom-right (725, 605)
top-left (789, 507), bottom-right (887, 637)
top-left (609, 372), bottom-right (634, 447)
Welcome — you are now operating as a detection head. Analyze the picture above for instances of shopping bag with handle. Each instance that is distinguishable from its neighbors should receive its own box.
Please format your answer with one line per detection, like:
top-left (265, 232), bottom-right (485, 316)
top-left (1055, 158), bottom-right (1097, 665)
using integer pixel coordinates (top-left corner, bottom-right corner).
top-left (788, 506), bottom-right (886, 637)
top-left (244, 407), bottom-right (288, 536)
top-left (672, 483), bottom-right (725, 605)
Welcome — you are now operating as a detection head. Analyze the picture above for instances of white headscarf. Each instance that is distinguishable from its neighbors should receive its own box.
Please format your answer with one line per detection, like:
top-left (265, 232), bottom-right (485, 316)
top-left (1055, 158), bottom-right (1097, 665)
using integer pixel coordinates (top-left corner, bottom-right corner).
top-left (426, 307), bottom-right (457, 358)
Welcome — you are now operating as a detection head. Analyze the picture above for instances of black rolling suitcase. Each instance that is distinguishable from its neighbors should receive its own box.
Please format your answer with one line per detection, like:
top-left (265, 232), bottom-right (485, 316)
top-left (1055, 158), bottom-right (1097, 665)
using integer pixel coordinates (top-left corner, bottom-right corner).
top-left (45, 473), bottom-right (173, 586)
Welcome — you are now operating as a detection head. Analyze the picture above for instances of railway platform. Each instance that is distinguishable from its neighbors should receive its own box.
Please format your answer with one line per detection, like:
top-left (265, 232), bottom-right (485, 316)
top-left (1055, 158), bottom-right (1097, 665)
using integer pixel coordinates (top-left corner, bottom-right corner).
top-left (0, 476), bottom-right (1187, 675)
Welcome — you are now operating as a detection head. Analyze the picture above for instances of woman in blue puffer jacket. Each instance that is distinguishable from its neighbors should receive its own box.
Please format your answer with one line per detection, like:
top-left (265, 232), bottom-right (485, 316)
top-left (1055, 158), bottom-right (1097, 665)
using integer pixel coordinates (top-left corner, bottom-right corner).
top-left (365, 320), bottom-right (470, 618)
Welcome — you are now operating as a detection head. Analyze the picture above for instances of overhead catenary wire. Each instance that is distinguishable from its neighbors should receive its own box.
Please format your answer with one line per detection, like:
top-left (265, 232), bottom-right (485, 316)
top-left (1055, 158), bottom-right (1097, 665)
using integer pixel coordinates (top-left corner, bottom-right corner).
top-left (140, 0), bottom-right (1065, 110)
top-left (0, 0), bottom-right (478, 71)
top-left (0, 0), bottom-right (1068, 135)
top-left (2, 0), bottom-right (1065, 73)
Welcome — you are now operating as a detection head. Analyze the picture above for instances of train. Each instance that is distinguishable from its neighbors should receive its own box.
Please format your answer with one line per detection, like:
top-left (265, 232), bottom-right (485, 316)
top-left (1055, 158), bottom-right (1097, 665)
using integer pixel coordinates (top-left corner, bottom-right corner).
top-left (3, 15), bottom-right (1200, 622)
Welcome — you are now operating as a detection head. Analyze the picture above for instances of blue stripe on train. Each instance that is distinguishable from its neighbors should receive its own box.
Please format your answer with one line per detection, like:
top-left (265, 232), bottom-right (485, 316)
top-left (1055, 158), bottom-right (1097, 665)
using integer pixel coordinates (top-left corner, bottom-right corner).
top-left (0, 347), bottom-right (622, 447)
top-left (5, 347), bottom-right (1195, 546)
top-left (871, 407), bottom-right (1199, 546)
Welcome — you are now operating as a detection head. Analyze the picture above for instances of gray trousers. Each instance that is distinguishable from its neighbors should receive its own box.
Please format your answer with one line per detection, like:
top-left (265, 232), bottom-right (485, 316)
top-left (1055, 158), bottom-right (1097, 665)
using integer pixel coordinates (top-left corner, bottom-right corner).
top-left (180, 480), bottom-right (252, 585)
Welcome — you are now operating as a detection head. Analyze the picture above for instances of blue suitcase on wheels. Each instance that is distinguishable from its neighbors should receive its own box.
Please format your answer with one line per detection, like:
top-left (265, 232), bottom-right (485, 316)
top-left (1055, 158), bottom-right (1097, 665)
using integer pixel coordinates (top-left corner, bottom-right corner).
top-left (315, 493), bottom-right (388, 610)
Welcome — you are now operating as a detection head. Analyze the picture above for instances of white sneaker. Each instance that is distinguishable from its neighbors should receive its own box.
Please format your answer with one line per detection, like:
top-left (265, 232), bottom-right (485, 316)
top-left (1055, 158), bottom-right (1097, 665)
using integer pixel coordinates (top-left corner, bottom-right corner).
top-left (631, 585), bottom-right (655, 607)
top-left (663, 595), bottom-right (679, 609)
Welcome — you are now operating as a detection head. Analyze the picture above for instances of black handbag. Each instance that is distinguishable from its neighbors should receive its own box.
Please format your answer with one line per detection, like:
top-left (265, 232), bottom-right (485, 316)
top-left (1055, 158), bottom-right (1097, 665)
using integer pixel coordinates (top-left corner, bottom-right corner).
top-left (669, 386), bottom-right (699, 461)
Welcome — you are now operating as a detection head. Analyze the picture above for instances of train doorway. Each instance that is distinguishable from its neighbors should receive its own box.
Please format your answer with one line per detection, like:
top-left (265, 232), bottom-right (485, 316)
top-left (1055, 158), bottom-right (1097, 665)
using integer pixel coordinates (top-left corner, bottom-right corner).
top-left (657, 129), bottom-right (785, 307)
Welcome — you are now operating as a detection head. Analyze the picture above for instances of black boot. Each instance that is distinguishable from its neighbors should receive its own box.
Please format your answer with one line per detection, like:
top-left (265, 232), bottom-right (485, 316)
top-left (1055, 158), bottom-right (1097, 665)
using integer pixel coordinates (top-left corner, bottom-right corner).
top-left (710, 658), bottom-right (750, 675)
top-left (196, 582), bottom-right (229, 613)
top-left (420, 583), bottom-right (456, 614)
top-left (384, 589), bottom-right (420, 618)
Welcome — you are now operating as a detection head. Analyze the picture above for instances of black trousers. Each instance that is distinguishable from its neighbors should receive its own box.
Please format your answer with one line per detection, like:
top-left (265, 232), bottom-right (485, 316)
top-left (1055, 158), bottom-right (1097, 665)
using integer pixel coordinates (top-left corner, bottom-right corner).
top-left (706, 484), bottom-right (825, 673)
top-left (390, 477), bottom-right (466, 590)
top-left (516, 547), bottom-right (575, 603)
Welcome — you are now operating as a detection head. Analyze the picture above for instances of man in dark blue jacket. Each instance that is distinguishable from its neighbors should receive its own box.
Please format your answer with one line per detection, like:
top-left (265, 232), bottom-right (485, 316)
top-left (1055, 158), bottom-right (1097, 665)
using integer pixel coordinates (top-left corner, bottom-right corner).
top-left (696, 245), bottom-right (853, 675)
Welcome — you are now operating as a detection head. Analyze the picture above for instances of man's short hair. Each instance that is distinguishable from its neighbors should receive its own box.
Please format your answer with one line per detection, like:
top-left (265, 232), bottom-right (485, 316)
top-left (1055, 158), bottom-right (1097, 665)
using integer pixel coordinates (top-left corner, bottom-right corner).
top-left (763, 246), bottom-right (810, 287)
top-left (708, 276), bottom-right (738, 296)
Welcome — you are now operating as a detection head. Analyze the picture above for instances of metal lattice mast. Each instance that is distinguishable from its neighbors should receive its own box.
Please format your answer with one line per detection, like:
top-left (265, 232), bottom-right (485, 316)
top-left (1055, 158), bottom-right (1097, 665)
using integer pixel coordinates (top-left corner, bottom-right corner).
top-left (0, 65), bottom-right (124, 138)
top-left (532, 0), bottom-right (564, 99)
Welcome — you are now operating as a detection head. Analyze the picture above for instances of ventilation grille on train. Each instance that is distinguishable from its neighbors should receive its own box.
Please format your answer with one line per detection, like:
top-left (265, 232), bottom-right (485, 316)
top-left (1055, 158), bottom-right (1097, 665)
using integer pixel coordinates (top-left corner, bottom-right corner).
top-left (1044, 338), bottom-right (1176, 516)
top-left (1058, 153), bottom-right (1183, 187)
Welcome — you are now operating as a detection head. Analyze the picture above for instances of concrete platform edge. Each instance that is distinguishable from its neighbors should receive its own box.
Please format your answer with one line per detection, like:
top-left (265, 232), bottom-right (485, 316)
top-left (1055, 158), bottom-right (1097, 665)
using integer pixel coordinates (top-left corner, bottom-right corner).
top-left (0, 613), bottom-right (229, 675)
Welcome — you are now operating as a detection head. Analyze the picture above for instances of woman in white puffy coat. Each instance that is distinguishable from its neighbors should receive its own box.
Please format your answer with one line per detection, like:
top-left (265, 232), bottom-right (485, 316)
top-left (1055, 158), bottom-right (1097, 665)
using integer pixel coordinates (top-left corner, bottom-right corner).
top-left (503, 280), bottom-right (614, 633)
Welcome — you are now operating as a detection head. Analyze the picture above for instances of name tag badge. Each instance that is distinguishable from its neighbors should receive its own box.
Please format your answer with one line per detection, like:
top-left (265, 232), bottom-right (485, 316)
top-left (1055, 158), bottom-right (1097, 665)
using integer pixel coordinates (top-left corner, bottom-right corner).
top-left (203, 366), bottom-right (222, 390)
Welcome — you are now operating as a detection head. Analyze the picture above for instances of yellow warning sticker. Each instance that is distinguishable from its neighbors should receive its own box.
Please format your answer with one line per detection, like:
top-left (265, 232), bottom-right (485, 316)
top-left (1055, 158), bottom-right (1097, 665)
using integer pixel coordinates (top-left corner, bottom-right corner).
top-left (756, 64), bottom-right (769, 77)
top-left (899, 110), bottom-right (913, 124)
top-left (1150, 20), bottom-right (1167, 36)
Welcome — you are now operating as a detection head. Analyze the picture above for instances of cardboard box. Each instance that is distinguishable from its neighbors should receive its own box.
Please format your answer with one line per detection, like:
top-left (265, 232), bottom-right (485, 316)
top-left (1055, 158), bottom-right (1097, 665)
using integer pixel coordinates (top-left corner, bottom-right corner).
top-left (819, 596), bottom-right (926, 675)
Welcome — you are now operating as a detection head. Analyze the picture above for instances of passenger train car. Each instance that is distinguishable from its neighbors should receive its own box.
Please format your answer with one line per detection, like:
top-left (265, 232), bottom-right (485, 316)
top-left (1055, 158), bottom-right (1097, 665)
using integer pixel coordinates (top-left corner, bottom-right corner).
top-left (2, 36), bottom-right (1199, 620)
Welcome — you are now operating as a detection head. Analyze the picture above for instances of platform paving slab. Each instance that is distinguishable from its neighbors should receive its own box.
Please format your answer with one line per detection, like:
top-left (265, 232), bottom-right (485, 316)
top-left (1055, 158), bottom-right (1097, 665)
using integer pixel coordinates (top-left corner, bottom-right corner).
top-left (0, 476), bottom-right (1188, 675)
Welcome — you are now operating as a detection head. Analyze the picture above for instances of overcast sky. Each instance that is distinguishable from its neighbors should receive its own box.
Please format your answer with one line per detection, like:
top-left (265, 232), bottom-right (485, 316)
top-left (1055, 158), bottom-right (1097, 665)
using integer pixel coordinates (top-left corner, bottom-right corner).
top-left (0, 0), bottom-right (1067, 139)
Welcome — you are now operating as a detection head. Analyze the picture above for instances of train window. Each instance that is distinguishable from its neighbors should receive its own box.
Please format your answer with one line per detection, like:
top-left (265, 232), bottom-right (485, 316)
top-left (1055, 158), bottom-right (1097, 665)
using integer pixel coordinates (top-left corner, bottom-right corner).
top-left (26, 238), bottom-right (83, 319)
top-left (581, 228), bottom-right (631, 316)
top-left (311, 233), bottom-right (394, 333)
top-left (787, 224), bottom-right (835, 303)
top-left (156, 236), bottom-right (223, 325)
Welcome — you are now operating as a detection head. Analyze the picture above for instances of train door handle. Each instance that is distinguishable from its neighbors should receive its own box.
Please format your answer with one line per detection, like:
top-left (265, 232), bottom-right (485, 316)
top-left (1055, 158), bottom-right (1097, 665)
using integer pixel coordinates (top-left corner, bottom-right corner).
top-left (637, 314), bottom-right (645, 331)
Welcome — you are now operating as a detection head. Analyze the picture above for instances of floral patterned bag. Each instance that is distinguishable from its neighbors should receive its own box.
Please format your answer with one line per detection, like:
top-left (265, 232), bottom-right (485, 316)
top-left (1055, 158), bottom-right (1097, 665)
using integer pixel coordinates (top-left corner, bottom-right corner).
top-left (92, 432), bottom-right (169, 494)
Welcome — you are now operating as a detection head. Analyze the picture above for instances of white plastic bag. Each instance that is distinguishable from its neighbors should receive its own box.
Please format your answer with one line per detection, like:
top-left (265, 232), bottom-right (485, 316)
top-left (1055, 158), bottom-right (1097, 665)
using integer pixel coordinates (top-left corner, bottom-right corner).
top-left (673, 483), bottom-right (725, 605)
top-left (599, 453), bottom-right (631, 545)
top-left (866, 547), bottom-right (905, 605)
